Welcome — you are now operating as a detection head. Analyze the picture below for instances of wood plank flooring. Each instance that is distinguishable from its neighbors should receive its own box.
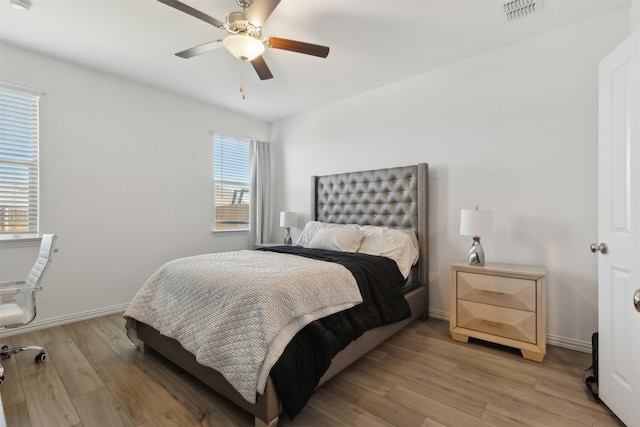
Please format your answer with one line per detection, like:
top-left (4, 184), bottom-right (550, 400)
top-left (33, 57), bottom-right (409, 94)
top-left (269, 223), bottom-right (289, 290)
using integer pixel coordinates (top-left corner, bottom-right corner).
top-left (0, 314), bottom-right (623, 426)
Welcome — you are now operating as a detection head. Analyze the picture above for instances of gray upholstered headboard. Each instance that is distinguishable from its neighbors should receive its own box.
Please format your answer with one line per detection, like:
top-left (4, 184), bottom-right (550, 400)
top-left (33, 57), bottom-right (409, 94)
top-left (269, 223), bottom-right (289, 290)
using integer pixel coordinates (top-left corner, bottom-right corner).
top-left (311, 164), bottom-right (429, 303)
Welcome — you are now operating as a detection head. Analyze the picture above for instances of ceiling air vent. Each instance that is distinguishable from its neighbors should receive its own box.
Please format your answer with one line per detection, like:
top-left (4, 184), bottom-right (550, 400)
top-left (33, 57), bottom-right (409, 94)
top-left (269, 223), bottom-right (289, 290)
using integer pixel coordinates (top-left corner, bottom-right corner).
top-left (504, 0), bottom-right (537, 20)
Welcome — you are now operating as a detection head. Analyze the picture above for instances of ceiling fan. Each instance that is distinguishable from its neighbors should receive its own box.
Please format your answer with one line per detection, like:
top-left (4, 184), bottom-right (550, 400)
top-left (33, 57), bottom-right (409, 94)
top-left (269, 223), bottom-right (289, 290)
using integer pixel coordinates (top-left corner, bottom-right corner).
top-left (158, 0), bottom-right (330, 80)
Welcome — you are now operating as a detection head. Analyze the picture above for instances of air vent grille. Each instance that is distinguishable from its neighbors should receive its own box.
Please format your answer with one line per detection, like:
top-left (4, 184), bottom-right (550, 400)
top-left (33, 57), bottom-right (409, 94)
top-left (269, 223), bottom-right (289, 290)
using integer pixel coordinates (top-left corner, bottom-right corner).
top-left (504, 0), bottom-right (537, 20)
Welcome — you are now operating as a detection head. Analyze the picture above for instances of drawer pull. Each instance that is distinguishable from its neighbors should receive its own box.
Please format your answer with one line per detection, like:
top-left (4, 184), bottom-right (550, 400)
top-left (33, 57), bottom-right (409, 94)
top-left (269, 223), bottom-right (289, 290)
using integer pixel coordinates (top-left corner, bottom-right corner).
top-left (480, 289), bottom-right (505, 295)
top-left (480, 318), bottom-right (504, 327)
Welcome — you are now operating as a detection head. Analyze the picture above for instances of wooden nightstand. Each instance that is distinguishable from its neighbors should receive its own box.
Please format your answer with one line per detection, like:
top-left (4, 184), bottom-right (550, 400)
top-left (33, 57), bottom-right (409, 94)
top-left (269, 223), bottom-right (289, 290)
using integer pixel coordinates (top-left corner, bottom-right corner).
top-left (450, 262), bottom-right (547, 362)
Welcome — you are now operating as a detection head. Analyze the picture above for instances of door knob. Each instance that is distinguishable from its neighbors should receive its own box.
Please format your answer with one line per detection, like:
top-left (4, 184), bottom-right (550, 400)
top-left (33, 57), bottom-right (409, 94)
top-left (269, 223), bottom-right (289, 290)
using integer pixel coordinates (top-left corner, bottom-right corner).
top-left (590, 242), bottom-right (608, 254)
top-left (634, 289), bottom-right (640, 313)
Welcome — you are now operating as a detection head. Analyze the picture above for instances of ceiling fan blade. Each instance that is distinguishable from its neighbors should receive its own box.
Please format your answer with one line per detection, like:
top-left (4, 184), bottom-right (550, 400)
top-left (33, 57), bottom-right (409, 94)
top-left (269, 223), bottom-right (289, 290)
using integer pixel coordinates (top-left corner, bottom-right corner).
top-left (157, 0), bottom-right (224, 28)
top-left (246, 0), bottom-right (281, 27)
top-left (175, 40), bottom-right (223, 59)
top-left (251, 56), bottom-right (274, 80)
top-left (266, 37), bottom-right (329, 58)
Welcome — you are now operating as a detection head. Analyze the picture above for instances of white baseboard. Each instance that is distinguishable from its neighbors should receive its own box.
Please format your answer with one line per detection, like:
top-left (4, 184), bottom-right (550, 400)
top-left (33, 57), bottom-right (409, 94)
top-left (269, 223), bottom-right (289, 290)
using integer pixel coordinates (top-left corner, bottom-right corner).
top-left (427, 309), bottom-right (591, 354)
top-left (546, 333), bottom-right (592, 353)
top-left (0, 303), bottom-right (129, 338)
top-left (427, 308), bottom-right (449, 321)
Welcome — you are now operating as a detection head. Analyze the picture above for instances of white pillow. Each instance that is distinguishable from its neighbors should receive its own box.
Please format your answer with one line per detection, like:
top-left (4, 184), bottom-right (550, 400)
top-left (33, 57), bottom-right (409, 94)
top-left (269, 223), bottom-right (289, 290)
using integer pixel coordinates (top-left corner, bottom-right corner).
top-left (358, 226), bottom-right (419, 278)
top-left (295, 221), bottom-right (359, 246)
top-left (400, 229), bottom-right (420, 253)
top-left (307, 228), bottom-right (365, 253)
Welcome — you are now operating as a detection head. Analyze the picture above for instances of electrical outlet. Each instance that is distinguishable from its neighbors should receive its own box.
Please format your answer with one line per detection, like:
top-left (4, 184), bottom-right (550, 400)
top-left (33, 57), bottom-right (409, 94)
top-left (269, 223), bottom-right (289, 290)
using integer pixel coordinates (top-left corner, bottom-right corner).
top-left (2, 295), bottom-right (16, 303)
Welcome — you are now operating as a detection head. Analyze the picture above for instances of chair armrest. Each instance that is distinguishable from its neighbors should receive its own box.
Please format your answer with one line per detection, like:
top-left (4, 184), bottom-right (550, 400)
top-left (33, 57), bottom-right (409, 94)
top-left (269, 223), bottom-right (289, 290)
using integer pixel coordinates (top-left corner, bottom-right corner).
top-left (0, 281), bottom-right (34, 295)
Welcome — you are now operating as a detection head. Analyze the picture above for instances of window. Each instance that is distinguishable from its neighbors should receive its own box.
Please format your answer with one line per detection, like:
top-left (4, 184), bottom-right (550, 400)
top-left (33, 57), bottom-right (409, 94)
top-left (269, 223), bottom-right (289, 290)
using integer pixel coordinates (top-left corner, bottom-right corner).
top-left (213, 135), bottom-right (250, 231)
top-left (0, 84), bottom-right (40, 238)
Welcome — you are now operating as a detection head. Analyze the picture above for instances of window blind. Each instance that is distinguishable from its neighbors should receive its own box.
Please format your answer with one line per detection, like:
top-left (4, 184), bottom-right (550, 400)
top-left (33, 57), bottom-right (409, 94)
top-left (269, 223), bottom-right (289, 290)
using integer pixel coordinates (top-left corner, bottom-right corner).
top-left (0, 84), bottom-right (40, 236)
top-left (213, 135), bottom-right (250, 230)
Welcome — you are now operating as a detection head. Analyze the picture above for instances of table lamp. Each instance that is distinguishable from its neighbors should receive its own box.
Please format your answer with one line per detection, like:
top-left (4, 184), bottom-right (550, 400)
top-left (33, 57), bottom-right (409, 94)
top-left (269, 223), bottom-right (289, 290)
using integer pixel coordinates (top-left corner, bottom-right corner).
top-left (280, 211), bottom-right (297, 245)
top-left (460, 206), bottom-right (492, 266)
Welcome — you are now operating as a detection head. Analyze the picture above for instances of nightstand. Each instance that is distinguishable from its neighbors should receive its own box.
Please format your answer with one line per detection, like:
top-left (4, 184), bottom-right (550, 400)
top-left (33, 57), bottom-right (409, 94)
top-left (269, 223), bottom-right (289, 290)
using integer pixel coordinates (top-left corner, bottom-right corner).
top-left (450, 261), bottom-right (547, 362)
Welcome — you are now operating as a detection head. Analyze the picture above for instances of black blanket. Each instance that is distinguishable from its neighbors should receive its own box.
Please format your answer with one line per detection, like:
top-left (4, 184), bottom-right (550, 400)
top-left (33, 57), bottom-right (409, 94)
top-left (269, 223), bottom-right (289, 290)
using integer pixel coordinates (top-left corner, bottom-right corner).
top-left (257, 246), bottom-right (411, 419)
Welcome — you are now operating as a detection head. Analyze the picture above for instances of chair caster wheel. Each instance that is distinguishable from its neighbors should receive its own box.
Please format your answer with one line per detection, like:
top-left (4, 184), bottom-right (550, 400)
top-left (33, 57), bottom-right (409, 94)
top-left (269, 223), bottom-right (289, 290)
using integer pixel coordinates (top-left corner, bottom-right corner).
top-left (35, 353), bottom-right (46, 363)
top-left (1, 345), bottom-right (9, 360)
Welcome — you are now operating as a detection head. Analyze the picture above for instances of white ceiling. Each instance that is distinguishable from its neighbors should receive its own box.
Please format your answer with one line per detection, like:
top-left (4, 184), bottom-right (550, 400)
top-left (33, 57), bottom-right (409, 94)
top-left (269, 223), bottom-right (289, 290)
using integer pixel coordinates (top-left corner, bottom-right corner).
top-left (0, 0), bottom-right (630, 122)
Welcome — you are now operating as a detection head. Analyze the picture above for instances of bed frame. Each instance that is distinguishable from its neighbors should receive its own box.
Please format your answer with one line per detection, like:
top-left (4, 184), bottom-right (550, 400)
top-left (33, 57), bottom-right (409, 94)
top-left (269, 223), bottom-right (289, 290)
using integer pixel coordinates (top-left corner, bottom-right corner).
top-left (135, 163), bottom-right (429, 427)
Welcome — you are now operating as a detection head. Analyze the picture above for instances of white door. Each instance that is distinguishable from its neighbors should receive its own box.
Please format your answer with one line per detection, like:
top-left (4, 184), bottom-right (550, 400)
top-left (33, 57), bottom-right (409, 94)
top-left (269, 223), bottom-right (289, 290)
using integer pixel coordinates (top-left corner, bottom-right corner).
top-left (597, 30), bottom-right (640, 427)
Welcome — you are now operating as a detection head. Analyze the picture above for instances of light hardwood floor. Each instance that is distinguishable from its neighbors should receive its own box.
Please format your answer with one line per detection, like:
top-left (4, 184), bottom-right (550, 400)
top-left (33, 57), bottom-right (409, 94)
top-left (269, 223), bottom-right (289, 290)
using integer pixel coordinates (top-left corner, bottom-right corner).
top-left (0, 314), bottom-right (622, 426)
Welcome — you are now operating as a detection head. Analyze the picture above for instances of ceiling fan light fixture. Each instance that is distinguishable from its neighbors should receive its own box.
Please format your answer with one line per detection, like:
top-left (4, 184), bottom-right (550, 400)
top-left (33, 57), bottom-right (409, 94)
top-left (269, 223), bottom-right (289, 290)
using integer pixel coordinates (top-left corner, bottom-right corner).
top-left (10, 0), bottom-right (32, 11)
top-left (223, 34), bottom-right (264, 62)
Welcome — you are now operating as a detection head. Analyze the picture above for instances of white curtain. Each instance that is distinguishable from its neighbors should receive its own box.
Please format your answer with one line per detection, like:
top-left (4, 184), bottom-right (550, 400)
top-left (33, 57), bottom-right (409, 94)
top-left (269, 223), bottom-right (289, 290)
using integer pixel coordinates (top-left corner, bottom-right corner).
top-left (249, 140), bottom-right (271, 247)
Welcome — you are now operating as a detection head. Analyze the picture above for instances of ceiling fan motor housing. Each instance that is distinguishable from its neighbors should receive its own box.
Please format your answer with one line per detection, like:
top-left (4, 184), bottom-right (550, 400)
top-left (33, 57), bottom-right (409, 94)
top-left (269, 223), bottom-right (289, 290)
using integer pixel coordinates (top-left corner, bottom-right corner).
top-left (226, 11), bottom-right (262, 38)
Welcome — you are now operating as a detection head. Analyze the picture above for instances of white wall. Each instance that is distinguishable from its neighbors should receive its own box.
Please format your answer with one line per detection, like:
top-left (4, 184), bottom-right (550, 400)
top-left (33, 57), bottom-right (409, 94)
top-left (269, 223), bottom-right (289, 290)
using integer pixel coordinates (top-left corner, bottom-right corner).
top-left (0, 44), bottom-right (269, 331)
top-left (632, 0), bottom-right (639, 30)
top-left (270, 9), bottom-right (630, 351)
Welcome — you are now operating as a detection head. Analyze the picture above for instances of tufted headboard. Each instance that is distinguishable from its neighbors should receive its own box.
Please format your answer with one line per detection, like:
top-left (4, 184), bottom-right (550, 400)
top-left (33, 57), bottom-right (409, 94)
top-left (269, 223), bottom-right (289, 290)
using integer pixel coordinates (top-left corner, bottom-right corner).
top-left (311, 164), bottom-right (429, 301)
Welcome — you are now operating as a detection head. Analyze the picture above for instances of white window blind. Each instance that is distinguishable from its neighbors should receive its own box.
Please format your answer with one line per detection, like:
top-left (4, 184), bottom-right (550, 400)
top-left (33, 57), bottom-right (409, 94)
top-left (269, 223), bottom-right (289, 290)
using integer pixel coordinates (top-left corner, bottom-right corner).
top-left (213, 135), bottom-right (250, 230)
top-left (0, 84), bottom-right (40, 237)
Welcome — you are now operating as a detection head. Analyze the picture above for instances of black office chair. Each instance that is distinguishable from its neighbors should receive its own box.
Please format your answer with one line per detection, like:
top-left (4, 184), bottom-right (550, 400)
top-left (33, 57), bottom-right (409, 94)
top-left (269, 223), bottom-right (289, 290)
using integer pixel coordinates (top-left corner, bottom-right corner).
top-left (0, 234), bottom-right (57, 384)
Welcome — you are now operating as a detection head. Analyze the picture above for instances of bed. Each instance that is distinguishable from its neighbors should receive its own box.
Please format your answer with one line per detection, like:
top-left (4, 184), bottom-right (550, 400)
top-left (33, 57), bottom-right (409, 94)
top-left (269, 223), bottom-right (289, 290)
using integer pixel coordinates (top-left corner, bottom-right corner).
top-left (125, 163), bottom-right (429, 427)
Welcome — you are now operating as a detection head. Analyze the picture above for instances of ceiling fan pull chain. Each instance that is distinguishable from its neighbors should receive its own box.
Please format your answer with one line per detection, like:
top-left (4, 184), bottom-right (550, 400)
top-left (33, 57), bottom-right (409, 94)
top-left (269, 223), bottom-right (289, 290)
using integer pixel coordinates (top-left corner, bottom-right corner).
top-left (240, 65), bottom-right (246, 100)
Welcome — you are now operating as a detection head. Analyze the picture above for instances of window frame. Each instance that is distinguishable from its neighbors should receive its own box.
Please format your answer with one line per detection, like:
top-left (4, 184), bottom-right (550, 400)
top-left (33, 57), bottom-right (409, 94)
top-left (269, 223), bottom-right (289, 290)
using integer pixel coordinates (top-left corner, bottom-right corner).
top-left (212, 134), bottom-right (251, 233)
top-left (0, 83), bottom-right (42, 240)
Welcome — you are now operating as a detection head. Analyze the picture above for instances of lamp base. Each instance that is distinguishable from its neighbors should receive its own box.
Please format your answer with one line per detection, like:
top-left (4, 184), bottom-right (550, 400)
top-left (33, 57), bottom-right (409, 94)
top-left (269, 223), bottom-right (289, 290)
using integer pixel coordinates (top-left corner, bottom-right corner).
top-left (284, 227), bottom-right (292, 245)
top-left (468, 236), bottom-right (485, 266)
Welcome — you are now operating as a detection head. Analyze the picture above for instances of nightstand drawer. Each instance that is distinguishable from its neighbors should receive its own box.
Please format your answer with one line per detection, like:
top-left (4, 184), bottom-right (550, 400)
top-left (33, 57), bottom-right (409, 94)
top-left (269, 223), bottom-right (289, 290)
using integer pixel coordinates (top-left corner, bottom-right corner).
top-left (457, 300), bottom-right (536, 344)
top-left (457, 271), bottom-right (536, 311)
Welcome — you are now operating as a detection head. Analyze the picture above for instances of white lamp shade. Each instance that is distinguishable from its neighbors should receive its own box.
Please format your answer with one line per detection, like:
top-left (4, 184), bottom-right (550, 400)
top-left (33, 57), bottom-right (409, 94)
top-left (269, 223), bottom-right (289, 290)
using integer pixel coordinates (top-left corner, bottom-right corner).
top-left (223, 34), bottom-right (265, 62)
top-left (460, 208), bottom-right (492, 237)
top-left (280, 211), bottom-right (297, 228)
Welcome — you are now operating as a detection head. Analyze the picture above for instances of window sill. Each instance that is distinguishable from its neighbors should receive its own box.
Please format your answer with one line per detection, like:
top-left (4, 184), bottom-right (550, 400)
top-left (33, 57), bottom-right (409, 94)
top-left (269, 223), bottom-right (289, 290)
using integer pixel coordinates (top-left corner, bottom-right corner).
top-left (211, 228), bottom-right (249, 235)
